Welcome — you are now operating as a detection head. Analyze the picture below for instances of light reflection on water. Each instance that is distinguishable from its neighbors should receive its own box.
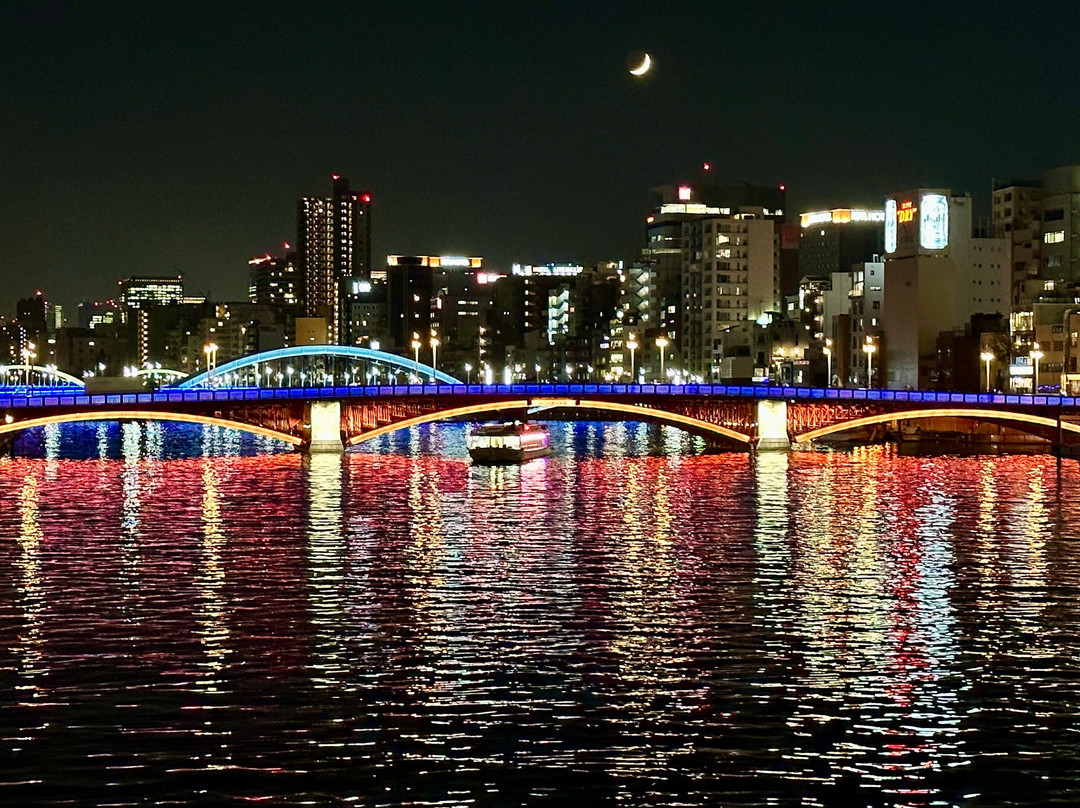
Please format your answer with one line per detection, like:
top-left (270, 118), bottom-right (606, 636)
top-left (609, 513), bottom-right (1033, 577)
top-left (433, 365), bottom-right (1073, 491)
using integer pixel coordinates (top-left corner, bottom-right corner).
top-left (2, 423), bottom-right (1080, 805)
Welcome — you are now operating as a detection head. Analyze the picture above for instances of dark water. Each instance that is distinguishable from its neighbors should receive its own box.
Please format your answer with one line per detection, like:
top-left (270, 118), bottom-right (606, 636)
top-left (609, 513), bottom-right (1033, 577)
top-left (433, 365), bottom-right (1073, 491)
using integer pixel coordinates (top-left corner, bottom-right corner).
top-left (3, 421), bottom-right (1080, 806)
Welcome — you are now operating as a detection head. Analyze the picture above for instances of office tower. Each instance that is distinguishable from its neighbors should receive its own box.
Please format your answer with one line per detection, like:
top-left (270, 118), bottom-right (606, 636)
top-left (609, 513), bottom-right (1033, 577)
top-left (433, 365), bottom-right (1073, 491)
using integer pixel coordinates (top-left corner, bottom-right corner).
top-left (118, 275), bottom-right (185, 314)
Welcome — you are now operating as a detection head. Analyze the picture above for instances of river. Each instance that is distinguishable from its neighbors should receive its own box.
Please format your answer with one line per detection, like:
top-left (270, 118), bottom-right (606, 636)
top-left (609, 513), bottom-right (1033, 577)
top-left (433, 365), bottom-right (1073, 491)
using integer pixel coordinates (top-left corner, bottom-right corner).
top-left (2, 421), bottom-right (1079, 806)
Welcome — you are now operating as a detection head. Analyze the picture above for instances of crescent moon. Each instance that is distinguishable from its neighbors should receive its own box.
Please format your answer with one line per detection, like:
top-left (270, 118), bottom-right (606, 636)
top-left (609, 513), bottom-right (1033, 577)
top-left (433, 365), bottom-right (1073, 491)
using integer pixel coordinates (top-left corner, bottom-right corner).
top-left (629, 52), bottom-right (652, 76)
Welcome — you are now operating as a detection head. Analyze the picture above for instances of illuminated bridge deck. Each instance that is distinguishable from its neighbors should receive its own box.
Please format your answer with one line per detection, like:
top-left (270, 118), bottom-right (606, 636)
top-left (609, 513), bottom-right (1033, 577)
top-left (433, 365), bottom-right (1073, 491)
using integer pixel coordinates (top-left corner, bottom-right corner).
top-left (0, 383), bottom-right (1078, 411)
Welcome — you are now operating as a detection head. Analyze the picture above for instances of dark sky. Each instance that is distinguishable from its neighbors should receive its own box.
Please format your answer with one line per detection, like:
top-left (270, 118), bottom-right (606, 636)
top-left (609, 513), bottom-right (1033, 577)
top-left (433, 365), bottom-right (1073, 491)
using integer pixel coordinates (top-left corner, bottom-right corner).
top-left (2, 1), bottom-right (1078, 315)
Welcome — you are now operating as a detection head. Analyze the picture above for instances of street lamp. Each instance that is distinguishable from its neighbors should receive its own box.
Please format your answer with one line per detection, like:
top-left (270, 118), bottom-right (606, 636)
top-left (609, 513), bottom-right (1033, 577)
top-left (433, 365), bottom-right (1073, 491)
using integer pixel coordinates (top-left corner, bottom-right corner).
top-left (627, 334), bottom-right (638, 381)
top-left (655, 336), bottom-right (669, 381)
top-left (1031, 343), bottom-right (1044, 393)
top-left (21, 343), bottom-right (36, 386)
top-left (203, 342), bottom-right (218, 375)
top-left (862, 336), bottom-right (877, 388)
top-left (980, 350), bottom-right (994, 392)
top-left (823, 338), bottom-right (833, 387)
top-left (429, 337), bottom-right (439, 378)
top-left (464, 362), bottom-right (472, 384)
top-left (411, 333), bottom-right (422, 382)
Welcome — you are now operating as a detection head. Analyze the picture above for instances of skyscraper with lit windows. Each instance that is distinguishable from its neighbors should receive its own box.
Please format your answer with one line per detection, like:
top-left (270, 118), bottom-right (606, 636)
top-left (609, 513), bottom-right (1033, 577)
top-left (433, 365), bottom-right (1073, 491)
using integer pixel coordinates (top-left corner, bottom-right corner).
top-left (297, 175), bottom-right (372, 344)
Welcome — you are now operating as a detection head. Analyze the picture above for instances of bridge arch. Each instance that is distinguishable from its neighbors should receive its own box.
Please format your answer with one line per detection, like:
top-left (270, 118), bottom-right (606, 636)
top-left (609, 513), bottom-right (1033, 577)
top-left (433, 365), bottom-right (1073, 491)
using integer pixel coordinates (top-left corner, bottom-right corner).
top-left (0, 364), bottom-right (86, 388)
top-left (348, 398), bottom-right (752, 447)
top-left (0, 410), bottom-right (302, 445)
top-left (176, 345), bottom-right (461, 389)
top-left (794, 407), bottom-right (1080, 444)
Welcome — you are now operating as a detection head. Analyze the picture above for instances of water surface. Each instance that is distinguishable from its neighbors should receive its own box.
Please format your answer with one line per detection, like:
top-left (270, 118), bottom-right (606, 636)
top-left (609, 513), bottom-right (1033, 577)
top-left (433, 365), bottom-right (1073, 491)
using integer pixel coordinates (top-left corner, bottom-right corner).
top-left (2, 422), bottom-right (1080, 806)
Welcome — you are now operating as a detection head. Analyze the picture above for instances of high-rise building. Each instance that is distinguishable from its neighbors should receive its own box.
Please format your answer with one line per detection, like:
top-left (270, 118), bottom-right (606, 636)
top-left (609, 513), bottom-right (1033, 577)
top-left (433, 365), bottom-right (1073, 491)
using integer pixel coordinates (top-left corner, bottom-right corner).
top-left (118, 275), bottom-right (185, 314)
top-left (1039, 165), bottom-right (1080, 284)
top-left (797, 208), bottom-right (885, 276)
top-left (16, 291), bottom-right (48, 338)
top-left (680, 206), bottom-right (783, 380)
top-left (248, 247), bottom-right (301, 306)
top-left (880, 190), bottom-right (1009, 388)
top-left (991, 182), bottom-right (1042, 308)
top-left (644, 181), bottom-right (785, 378)
top-left (297, 175), bottom-right (372, 344)
top-left (385, 255), bottom-right (435, 352)
top-left (431, 257), bottom-right (501, 375)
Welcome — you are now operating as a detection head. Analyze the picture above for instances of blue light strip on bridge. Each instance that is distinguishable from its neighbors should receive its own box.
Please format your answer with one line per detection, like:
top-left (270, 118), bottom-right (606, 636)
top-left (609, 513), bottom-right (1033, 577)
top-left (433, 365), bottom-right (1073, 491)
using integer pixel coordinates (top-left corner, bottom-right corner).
top-left (0, 384), bottom-right (1076, 411)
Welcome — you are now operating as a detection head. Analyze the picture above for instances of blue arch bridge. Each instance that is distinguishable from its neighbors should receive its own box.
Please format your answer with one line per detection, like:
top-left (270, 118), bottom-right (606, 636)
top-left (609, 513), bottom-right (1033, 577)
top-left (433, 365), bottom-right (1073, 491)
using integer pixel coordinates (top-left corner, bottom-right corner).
top-left (2, 345), bottom-right (1080, 454)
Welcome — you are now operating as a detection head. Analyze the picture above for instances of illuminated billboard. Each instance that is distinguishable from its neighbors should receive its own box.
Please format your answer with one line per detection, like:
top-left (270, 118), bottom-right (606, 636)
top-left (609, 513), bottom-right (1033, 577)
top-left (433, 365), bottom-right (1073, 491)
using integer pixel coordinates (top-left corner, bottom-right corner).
top-left (799, 208), bottom-right (886, 228)
top-left (919, 194), bottom-right (949, 250)
top-left (884, 199), bottom-right (897, 253)
top-left (884, 190), bottom-right (950, 255)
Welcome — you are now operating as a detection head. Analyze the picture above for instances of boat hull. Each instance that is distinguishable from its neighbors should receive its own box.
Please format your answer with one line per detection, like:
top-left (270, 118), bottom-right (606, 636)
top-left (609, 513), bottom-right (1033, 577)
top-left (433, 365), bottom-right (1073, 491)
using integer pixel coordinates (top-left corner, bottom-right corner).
top-left (468, 444), bottom-right (551, 464)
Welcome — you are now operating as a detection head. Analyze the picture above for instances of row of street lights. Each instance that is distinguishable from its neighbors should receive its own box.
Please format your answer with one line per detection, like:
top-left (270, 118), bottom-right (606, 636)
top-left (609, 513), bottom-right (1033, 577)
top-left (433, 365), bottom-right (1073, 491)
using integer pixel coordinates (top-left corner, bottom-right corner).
top-left (981, 343), bottom-right (1042, 392)
top-left (821, 336), bottom-right (876, 388)
top-left (623, 334), bottom-right (670, 381)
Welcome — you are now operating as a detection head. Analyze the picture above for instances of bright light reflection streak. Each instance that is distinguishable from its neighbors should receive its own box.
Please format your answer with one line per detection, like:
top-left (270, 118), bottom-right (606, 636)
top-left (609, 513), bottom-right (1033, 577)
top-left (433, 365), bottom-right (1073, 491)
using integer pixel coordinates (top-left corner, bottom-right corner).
top-left (306, 454), bottom-right (348, 689)
top-left (16, 474), bottom-right (45, 696)
top-left (195, 460), bottom-right (231, 692)
top-left (119, 423), bottom-right (144, 608)
top-left (0, 411), bottom-right (301, 445)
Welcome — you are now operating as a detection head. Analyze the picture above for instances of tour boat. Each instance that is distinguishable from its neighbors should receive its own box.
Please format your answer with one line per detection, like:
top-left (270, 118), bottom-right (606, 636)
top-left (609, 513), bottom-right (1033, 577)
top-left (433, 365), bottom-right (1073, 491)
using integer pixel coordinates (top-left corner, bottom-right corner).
top-left (466, 422), bottom-right (551, 463)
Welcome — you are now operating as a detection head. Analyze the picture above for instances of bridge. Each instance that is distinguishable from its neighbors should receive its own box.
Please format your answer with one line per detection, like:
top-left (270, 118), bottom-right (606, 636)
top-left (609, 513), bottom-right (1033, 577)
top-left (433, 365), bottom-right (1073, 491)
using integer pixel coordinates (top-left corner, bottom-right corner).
top-left (3, 379), bottom-right (1080, 454)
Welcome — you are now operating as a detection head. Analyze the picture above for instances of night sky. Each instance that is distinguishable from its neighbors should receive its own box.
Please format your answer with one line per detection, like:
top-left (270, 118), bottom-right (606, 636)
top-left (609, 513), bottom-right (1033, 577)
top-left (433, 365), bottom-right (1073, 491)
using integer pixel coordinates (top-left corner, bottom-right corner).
top-left (3, 1), bottom-right (1078, 315)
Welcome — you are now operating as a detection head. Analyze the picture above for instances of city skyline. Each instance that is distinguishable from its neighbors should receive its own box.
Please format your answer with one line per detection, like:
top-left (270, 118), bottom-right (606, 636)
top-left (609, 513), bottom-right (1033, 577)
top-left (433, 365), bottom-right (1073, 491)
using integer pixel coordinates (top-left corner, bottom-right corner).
top-left (4, 2), bottom-right (1078, 313)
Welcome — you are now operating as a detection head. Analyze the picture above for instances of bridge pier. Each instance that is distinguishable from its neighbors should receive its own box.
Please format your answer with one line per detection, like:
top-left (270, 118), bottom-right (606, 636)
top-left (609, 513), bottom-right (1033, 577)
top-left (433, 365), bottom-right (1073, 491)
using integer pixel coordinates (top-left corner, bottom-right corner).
top-left (755, 400), bottom-right (790, 451)
top-left (305, 400), bottom-right (344, 454)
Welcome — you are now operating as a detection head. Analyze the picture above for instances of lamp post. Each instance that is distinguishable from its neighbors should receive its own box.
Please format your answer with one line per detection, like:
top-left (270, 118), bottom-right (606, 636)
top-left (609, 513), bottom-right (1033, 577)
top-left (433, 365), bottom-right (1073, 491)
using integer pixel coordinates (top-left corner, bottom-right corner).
top-left (429, 337), bottom-right (439, 380)
top-left (411, 333), bottom-right (422, 383)
top-left (20, 343), bottom-right (36, 386)
top-left (655, 336), bottom-right (669, 381)
top-left (1031, 343), bottom-right (1043, 393)
top-left (203, 342), bottom-right (218, 375)
top-left (1060, 309), bottom-right (1079, 394)
top-left (464, 362), bottom-right (472, 384)
top-left (627, 334), bottom-right (638, 381)
top-left (980, 350), bottom-right (994, 391)
top-left (823, 338), bottom-right (833, 387)
top-left (862, 336), bottom-right (877, 388)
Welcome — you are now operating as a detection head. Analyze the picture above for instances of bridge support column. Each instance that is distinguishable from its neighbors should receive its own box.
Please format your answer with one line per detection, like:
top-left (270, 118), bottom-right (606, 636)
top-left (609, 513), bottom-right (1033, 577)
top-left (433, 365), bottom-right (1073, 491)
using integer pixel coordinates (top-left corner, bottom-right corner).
top-left (755, 400), bottom-right (790, 451)
top-left (305, 400), bottom-right (344, 454)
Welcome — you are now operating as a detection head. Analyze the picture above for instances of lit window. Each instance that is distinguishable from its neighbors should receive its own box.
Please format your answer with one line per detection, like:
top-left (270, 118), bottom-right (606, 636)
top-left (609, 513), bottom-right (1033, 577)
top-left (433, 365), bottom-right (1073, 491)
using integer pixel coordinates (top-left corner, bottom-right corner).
top-left (1045, 230), bottom-right (1065, 244)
